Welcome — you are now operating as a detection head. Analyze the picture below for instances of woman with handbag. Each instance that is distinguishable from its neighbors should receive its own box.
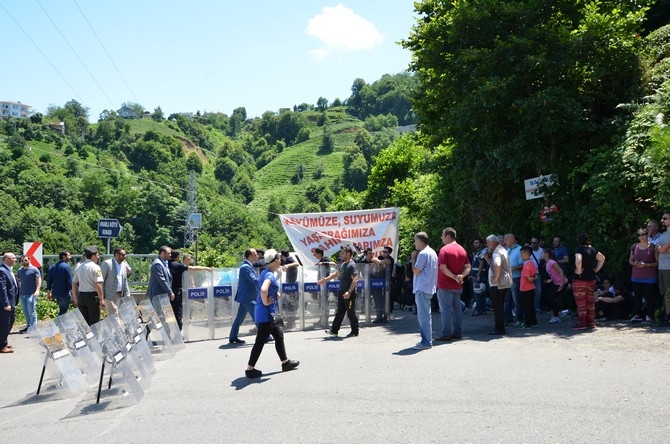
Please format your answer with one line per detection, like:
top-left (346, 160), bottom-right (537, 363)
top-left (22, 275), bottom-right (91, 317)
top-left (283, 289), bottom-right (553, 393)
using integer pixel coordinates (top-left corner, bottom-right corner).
top-left (628, 228), bottom-right (658, 323)
top-left (484, 234), bottom-right (512, 335)
top-left (245, 249), bottom-right (299, 379)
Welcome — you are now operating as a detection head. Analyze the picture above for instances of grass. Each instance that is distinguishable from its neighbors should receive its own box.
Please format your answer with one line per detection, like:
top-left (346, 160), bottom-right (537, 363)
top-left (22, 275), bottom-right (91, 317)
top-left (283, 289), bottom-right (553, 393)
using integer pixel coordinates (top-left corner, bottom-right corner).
top-left (126, 118), bottom-right (182, 138)
top-left (250, 115), bottom-right (363, 211)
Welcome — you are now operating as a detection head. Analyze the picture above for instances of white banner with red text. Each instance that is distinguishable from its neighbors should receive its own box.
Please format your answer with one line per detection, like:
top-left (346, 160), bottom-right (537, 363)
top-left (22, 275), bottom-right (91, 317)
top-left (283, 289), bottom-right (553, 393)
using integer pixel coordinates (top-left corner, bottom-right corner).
top-left (279, 208), bottom-right (400, 267)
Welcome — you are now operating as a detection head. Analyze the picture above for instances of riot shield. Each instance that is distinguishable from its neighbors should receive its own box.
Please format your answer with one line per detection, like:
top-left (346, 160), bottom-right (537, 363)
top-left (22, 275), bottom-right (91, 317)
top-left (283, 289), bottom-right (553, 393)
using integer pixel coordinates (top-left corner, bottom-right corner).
top-left (117, 296), bottom-right (156, 380)
top-left (33, 321), bottom-right (88, 398)
top-left (151, 293), bottom-right (185, 351)
top-left (52, 311), bottom-right (103, 385)
top-left (138, 298), bottom-right (176, 359)
top-left (90, 318), bottom-right (144, 405)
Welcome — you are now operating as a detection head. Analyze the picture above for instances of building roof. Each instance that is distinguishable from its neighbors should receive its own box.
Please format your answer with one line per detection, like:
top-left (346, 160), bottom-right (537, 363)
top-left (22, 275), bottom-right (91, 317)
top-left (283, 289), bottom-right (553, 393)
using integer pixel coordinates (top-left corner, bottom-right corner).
top-left (0, 101), bottom-right (32, 107)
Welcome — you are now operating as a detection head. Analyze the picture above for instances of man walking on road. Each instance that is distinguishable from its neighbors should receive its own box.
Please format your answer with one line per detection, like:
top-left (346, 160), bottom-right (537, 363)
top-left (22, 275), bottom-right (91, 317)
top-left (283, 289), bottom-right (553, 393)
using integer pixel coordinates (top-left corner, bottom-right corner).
top-left (229, 248), bottom-right (259, 344)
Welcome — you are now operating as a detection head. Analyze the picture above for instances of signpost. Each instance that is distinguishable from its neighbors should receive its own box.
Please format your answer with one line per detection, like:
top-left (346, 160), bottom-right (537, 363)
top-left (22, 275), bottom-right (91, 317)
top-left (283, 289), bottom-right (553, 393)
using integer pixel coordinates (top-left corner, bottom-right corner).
top-left (98, 218), bottom-right (122, 254)
top-left (188, 213), bottom-right (202, 265)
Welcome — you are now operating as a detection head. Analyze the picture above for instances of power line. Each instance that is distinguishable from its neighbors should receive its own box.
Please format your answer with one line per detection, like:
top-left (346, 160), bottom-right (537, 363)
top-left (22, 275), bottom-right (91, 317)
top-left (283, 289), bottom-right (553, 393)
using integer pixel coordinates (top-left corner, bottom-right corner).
top-left (0, 2), bottom-right (85, 104)
top-left (35, 0), bottom-right (116, 109)
top-left (73, 0), bottom-right (139, 104)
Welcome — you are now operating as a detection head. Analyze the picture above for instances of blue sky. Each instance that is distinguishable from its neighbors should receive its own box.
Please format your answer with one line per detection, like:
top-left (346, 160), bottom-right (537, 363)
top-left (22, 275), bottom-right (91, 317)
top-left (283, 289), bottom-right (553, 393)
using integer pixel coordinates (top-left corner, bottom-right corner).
top-left (1, 1), bottom-right (416, 121)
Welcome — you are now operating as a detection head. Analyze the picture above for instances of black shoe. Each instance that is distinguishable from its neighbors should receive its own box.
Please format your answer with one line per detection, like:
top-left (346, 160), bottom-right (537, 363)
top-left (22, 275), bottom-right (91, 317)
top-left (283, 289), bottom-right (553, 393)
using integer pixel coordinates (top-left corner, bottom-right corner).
top-left (245, 368), bottom-right (262, 379)
top-left (346, 331), bottom-right (358, 338)
top-left (18, 328), bottom-right (28, 334)
top-left (281, 360), bottom-right (300, 372)
top-left (229, 338), bottom-right (245, 344)
top-left (451, 335), bottom-right (462, 340)
top-left (487, 329), bottom-right (504, 335)
top-left (325, 330), bottom-right (338, 337)
top-left (435, 335), bottom-right (452, 341)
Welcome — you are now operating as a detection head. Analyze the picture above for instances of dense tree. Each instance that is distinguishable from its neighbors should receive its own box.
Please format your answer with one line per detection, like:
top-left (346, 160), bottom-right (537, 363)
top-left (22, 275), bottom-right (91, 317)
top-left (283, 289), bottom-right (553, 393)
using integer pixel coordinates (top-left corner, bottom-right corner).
top-left (47, 99), bottom-right (89, 138)
top-left (316, 97), bottom-right (329, 111)
top-left (347, 74), bottom-right (417, 125)
top-left (153, 106), bottom-right (164, 121)
top-left (401, 0), bottom-right (651, 249)
top-left (342, 145), bottom-right (369, 191)
top-left (232, 171), bottom-right (255, 204)
top-left (319, 126), bottom-right (335, 153)
top-left (186, 152), bottom-right (203, 174)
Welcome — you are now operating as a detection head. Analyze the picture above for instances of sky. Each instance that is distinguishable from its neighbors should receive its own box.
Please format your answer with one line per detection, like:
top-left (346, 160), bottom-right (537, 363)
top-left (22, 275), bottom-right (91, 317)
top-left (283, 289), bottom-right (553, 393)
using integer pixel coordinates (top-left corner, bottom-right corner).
top-left (0, 1), bottom-right (417, 122)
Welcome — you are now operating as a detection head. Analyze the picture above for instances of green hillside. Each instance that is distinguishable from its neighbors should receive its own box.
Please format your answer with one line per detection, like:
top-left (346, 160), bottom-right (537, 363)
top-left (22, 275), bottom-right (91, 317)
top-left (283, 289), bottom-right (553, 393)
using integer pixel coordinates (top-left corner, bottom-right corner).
top-left (251, 114), bottom-right (363, 211)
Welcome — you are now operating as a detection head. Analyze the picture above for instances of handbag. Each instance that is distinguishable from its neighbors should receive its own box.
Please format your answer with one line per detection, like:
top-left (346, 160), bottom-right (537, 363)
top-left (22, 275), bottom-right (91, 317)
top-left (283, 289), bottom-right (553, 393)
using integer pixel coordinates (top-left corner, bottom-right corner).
top-left (270, 313), bottom-right (284, 328)
top-left (498, 253), bottom-right (513, 289)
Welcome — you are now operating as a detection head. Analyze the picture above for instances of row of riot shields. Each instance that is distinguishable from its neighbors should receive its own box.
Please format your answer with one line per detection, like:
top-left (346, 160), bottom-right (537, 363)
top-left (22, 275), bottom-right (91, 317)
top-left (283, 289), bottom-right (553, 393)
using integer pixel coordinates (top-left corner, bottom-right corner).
top-left (182, 263), bottom-right (392, 342)
top-left (29, 294), bottom-right (184, 408)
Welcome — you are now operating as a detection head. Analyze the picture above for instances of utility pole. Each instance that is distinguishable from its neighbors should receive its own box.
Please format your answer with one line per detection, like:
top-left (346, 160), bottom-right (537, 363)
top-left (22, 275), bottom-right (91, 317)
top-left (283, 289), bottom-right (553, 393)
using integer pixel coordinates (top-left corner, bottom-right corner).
top-left (184, 171), bottom-right (197, 248)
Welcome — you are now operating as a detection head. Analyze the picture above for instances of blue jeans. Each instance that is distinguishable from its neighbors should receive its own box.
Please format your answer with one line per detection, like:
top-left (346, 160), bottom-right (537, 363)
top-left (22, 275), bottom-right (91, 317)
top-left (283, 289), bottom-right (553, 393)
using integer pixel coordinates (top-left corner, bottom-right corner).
top-left (504, 278), bottom-right (521, 324)
top-left (437, 288), bottom-right (463, 337)
top-left (534, 279), bottom-right (542, 311)
top-left (20, 294), bottom-right (37, 328)
top-left (229, 299), bottom-right (255, 340)
top-left (415, 290), bottom-right (433, 347)
top-left (55, 296), bottom-right (71, 316)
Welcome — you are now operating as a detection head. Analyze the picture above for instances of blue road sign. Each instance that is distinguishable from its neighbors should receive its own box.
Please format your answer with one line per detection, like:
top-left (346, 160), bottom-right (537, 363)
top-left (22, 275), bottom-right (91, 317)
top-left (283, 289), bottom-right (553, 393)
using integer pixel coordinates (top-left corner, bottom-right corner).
top-left (98, 218), bottom-right (122, 238)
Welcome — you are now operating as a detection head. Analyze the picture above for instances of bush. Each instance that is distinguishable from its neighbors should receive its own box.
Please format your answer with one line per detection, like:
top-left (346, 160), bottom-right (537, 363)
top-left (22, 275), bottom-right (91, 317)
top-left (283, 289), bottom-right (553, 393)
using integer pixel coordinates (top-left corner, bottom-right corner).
top-left (13, 293), bottom-right (60, 325)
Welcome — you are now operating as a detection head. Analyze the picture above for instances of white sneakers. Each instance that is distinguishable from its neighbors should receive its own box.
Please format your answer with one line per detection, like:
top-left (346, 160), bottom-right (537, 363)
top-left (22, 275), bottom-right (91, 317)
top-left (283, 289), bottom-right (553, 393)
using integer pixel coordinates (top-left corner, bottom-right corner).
top-left (549, 316), bottom-right (561, 324)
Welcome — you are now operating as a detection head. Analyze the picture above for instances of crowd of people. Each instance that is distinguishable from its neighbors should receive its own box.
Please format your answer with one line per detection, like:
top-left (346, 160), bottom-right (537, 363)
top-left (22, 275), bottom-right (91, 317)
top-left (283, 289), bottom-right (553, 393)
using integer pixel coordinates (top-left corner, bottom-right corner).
top-left (3, 212), bottom-right (669, 363)
top-left (399, 213), bottom-right (670, 349)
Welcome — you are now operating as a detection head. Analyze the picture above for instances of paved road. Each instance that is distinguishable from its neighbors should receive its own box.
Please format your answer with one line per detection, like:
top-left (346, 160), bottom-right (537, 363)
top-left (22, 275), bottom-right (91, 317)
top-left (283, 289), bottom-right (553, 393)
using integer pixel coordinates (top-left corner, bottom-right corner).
top-left (1, 311), bottom-right (669, 443)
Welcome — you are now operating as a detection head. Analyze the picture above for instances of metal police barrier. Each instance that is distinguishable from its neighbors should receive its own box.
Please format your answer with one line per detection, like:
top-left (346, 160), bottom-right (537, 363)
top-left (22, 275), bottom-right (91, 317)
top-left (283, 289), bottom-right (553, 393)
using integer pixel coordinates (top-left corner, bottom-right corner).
top-left (179, 263), bottom-right (392, 341)
top-left (182, 268), bottom-right (239, 342)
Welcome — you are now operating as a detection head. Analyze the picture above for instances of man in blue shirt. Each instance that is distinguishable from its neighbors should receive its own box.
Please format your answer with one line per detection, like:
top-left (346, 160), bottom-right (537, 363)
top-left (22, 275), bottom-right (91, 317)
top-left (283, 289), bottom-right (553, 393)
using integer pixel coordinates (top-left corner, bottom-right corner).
top-left (411, 232), bottom-right (438, 350)
top-left (229, 248), bottom-right (259, 344)
top-left (47, 250), bottom-right (73, 316)
top-left (18, 255), bottom-right (41, 333)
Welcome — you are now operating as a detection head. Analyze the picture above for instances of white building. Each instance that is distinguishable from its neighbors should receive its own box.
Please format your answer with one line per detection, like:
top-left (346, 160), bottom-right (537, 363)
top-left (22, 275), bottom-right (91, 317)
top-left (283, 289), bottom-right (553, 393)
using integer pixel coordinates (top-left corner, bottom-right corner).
top-left (0, 101), bottom-right (33, 118)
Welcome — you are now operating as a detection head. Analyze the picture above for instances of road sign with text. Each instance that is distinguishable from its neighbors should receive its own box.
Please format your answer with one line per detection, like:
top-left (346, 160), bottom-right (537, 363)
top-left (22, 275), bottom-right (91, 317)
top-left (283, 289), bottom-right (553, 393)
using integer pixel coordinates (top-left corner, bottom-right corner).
top-left (98, 219), bottom-right (122, 238)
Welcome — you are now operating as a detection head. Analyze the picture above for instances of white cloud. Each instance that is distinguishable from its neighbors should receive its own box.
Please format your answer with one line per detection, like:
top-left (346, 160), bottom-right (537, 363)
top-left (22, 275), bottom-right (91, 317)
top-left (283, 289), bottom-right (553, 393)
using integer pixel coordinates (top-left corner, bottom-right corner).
top-left (306, 4), bottom-right (384, 60)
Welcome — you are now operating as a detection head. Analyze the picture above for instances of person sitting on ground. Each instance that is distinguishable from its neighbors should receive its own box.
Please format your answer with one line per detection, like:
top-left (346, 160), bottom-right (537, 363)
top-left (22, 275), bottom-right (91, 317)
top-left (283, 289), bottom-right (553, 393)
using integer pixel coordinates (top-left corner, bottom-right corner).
top-left (595, 278), bottom-right (631, 321)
